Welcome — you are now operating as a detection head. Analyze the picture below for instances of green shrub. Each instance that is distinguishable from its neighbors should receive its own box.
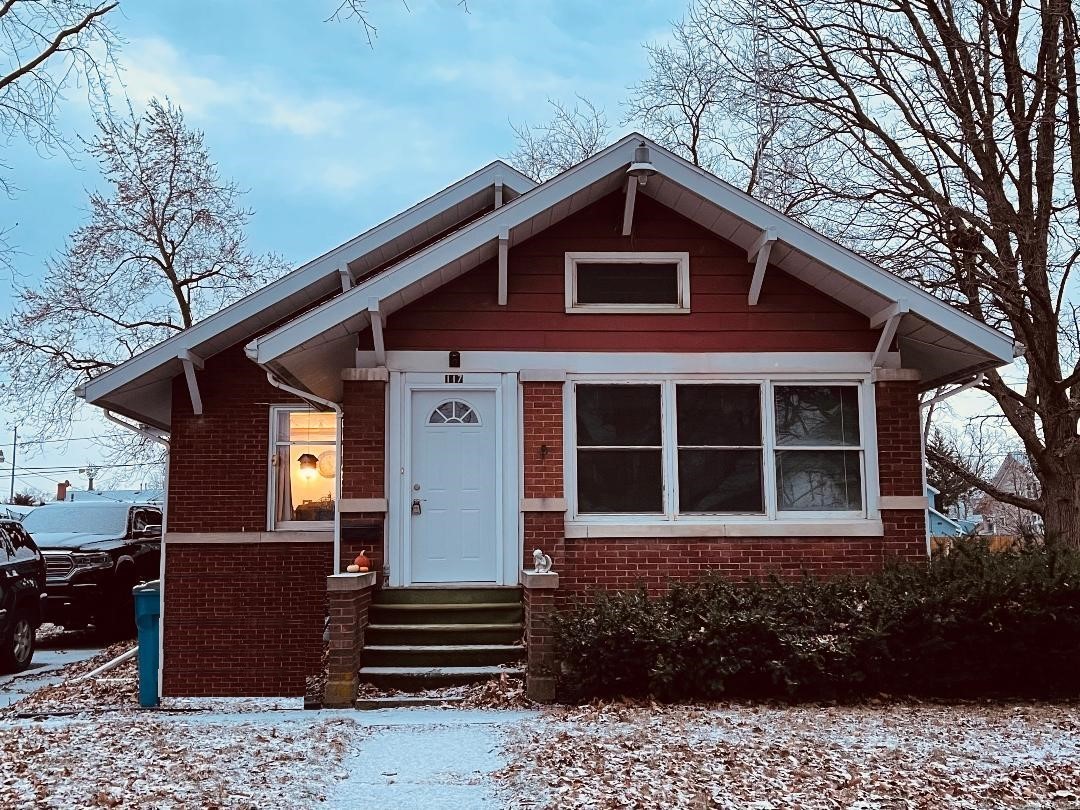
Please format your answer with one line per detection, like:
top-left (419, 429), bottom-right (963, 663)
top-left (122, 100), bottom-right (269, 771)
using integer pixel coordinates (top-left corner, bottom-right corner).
top-left (553, 540), bottom-right (1080, 701)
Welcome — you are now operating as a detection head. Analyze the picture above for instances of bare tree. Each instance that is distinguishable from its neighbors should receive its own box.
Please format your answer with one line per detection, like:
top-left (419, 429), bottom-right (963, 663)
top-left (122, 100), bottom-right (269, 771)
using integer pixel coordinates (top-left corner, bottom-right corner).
top-left (624, 13), bottom-right (851, 222)
top-left (0, 0), bottom-right (119, 190)
top-left (508, 96), bottom-right (610, 182)
top-left (329, 1), bottom-right (468, 45)
top-left (0, 98), bottom-right (287, 448)
top-left (629, 0), bottom-right (1080, 546)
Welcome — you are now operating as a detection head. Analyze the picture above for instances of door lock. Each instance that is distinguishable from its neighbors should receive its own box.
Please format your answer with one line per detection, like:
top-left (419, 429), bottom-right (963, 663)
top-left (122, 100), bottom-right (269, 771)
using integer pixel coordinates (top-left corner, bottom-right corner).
top-left (411, 499), bottom-right (423, 515)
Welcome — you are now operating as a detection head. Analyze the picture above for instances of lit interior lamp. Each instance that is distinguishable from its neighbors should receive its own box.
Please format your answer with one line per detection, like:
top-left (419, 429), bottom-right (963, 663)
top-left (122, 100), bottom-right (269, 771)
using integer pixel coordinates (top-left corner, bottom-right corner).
top-left (297, 453), bottom-right (319, 480)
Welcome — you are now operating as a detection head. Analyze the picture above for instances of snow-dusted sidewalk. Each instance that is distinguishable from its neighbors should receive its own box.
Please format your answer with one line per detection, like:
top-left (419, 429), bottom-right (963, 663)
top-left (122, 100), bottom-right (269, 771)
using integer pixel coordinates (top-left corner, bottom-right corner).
top-left (496, 702), bottom-right (1080, 809)
top-left (1, 702), bottom-right (536, 809)
top-left (325, 708), bottom-right (536, 809)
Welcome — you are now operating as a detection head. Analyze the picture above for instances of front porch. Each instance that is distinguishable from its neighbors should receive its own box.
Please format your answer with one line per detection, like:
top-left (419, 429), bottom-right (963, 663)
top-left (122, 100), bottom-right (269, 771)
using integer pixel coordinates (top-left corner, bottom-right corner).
top-left (323, 571), bottom-right (559, 707)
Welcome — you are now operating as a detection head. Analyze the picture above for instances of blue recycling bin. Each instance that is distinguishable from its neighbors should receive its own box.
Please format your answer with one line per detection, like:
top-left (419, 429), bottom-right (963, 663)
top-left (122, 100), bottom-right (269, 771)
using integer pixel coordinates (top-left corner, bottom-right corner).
top-left (133, 581), bottom-right (161, 708)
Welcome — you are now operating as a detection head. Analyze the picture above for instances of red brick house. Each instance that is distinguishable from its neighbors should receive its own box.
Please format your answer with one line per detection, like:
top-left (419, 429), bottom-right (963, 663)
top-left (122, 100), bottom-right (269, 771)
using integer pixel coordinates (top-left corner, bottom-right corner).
top-left (78, 135), bottom-right (1015, 701)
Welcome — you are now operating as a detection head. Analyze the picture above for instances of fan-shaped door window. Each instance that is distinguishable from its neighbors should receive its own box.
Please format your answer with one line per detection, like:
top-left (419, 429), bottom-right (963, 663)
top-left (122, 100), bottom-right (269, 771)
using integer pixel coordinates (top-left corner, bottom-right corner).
top-left (429, 400), bottom-right (480, 425)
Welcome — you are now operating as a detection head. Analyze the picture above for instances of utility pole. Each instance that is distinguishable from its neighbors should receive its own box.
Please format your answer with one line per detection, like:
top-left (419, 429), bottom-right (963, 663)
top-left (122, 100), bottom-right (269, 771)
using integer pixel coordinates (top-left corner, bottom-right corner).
top-left (8, 426), bottom-right (15, 502)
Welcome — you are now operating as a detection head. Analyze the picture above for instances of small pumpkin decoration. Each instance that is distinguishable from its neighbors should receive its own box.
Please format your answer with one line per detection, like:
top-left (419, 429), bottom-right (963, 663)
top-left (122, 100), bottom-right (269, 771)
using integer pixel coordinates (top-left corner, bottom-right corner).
top-left (354, 550), bottom-right (371, 570)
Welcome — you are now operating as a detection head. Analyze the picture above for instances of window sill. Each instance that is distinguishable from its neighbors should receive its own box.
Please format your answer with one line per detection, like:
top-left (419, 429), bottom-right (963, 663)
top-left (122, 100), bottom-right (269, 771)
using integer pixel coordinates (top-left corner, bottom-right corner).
top-left (166, 531), bottom-right (333, 544)
top-left (564, 521), bottom-right (884, 538)
top-left (565, 305), bottom-right (691, 315)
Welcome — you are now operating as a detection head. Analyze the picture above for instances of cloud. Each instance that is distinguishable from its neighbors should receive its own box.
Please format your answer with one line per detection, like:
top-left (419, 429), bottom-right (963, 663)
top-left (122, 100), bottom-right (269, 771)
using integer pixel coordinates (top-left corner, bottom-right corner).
top-left (116, 37), bottom-right (355, 138)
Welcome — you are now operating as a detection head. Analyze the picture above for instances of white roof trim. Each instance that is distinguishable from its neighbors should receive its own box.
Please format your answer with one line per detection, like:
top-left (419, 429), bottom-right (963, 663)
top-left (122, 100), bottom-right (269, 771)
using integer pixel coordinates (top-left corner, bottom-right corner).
top-left (249, 134), bottom-right (1014, 372)
top-left (80, 160), bottom-right (535, 408)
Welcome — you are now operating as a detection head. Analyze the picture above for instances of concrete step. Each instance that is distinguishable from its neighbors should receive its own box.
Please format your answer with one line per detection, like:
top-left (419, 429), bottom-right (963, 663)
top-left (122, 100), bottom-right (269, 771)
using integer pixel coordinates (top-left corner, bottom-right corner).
top-left (363, 643), bottom-right (525, 668)
top-left (358, 665), bottom-right (524, 690)
top-left (370, 602), bottom-right (523, 625)
top-left (366, 622), bottom-right (523, 646)
top-left (374, 587), bottom-right (522, 605)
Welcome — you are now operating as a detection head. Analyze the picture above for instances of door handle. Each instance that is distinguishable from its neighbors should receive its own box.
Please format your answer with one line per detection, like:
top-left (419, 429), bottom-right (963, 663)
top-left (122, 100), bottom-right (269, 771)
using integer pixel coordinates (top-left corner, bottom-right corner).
top-left (411, 499), bottom-right (423, 515)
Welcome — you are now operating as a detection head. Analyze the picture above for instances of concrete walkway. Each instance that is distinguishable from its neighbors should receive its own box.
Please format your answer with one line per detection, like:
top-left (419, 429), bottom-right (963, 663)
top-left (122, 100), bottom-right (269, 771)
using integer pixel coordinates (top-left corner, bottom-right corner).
top-left (324, 708), bottom-right (534, 809)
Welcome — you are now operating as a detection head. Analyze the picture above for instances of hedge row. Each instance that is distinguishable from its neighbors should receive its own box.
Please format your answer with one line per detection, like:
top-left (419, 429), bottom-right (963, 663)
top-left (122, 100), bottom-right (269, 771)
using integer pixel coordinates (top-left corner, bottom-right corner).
top-left (553, 541), bottom-right (1080, 701)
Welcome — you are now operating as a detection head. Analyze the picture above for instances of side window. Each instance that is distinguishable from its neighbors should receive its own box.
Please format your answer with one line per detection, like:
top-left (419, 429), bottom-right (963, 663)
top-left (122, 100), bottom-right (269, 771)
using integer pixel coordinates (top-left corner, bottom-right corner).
top-left (131, 510), bottom-right (149, 533)
top-left (0, 527), bottom-right (13, 561)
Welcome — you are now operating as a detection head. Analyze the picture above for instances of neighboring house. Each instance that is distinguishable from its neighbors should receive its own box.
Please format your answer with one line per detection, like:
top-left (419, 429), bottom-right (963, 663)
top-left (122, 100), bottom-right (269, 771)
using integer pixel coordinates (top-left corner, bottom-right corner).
top-left (927, 484), bottom-right (969, 538)
top-left (77, 135), bottom-right (1015, 698)
top-left (971, 452), bottom-right (1042, 536)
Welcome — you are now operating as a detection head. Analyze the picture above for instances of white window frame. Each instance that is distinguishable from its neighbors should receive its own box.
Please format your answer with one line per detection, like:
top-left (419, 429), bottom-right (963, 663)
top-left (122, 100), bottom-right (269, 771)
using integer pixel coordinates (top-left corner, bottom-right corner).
top-left (565, 251), bottom-right (691, 314)
top-left (267, 404), bottom-right (338, 532)
top-left (566, 375), bottom-right (874, 527)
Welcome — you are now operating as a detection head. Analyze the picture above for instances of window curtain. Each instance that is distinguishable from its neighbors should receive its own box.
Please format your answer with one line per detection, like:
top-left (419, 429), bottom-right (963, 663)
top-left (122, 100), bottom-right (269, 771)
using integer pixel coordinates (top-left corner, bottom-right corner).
top-left (276, 448), bottom-right (293, 522)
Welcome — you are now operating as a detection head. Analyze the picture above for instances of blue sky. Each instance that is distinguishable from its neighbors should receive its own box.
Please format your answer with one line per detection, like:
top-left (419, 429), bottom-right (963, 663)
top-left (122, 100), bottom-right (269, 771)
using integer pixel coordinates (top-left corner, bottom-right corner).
top-left (0, 0), bottom-right (681, 495)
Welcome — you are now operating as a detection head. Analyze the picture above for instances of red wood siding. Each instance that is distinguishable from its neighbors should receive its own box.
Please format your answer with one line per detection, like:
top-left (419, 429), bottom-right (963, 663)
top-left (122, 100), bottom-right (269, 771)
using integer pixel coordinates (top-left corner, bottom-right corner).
top-left (381, 192), bottom-right (877, 353)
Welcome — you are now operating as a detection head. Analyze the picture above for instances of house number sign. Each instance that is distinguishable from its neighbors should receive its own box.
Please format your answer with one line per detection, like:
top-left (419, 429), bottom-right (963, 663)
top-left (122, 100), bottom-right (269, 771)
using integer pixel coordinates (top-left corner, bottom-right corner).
top-left (445, 374), bottom-right (464, 384)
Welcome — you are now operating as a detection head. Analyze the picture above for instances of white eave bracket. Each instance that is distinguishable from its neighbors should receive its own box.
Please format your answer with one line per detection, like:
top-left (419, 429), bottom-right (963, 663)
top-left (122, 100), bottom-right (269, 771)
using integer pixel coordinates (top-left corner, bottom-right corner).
top-left (747, 228), bottom-right (778, 305)
top-left (178, 350), bottom-right (204, 416)
top-left (621, 175), bottom-right (639, 237)
top-left (338, 266), bottom-right (354, 293)
top-left (870, 301), bottom-right (909, 367)
top-left (368, 297), bottom-right (386, 366)
top-left (497, 226), bottom-right (509, 306)
top-left (495, 177), bottom-right (504, 209)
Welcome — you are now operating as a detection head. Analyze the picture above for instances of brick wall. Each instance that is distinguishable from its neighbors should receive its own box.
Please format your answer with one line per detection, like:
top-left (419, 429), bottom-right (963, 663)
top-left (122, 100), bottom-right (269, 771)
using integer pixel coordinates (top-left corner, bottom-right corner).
top-left (162, 542), bottom-right (330, 696)
top-left (522, 381), bottom-right (564, 499)
top-left (169, 344), bottom-right (303, 533)
top-left (875, 378), bottom-right (924, 497)
top-left (341, 380), bottom-right (385, 499)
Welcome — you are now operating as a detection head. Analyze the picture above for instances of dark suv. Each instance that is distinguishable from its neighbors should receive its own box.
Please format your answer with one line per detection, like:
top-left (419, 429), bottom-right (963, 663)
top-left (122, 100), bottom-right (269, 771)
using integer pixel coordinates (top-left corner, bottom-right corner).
top-left (22, 502), bottom-right (162, 638)
top-left (0, 519), bottom-right (46, 672)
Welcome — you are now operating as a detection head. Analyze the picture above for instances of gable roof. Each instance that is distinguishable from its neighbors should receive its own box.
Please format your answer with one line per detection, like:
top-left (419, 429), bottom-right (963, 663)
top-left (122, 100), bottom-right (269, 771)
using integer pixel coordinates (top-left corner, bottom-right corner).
top-left (247, 134), bottom-right (1015, 400)
top-left (77, 161), bottom-right (535, 429)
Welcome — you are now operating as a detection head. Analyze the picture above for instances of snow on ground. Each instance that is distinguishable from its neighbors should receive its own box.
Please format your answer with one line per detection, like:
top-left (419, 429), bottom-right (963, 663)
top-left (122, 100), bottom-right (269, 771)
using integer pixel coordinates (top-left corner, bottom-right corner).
top-left (496, 701), bottom-right (1080, 809)
top-left (0, 712), bottom-right (361, 809)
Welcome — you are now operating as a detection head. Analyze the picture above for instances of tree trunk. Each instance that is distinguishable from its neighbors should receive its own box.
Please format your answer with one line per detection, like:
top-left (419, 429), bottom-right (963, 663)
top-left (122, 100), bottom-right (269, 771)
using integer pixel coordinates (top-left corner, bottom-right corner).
top-left (1041, 475), bottom-right (1080, 549)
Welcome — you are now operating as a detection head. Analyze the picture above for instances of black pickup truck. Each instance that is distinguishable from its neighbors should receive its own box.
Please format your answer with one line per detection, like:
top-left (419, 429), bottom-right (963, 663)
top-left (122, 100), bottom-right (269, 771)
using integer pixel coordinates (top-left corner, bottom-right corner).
top-left (22, 501), bottom-right (162, 638)
top-left (0, 519), bottom-right (46, 672)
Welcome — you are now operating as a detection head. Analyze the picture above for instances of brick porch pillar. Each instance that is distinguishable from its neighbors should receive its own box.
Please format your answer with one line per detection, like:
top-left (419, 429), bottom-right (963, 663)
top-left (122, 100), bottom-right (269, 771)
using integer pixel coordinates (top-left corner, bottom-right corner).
top-left (324, 571), bottom-right (376, 707)
top-left (521, 569), bottom-right (559, 702)
top-left (873, 368), bottom-right (928, 563)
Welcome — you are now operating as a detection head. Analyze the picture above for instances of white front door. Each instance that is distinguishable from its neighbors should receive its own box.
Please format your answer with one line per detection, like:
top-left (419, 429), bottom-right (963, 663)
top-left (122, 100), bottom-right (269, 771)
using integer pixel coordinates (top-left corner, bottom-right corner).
top-left (409, 389), bottom-right (498, 583)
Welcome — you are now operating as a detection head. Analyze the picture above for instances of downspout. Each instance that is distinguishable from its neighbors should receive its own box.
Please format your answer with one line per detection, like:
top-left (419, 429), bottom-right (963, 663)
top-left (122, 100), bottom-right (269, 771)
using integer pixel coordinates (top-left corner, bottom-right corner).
top-left (103, 410), bottom-right (170, 699)
top-left (918, 373), bottom-right (986, 556)
top-left (263, 372), bottom-right (345, 575)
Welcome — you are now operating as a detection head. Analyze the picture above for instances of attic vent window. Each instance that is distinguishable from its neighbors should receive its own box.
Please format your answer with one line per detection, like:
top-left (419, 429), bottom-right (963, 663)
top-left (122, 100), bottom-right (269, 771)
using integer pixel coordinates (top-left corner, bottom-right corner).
top-left (565, 252), bottom-right (690, 313)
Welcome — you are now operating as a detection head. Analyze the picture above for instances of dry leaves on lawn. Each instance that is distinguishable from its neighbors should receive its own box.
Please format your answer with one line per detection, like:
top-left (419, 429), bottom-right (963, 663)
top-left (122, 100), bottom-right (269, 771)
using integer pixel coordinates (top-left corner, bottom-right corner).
top-left (496, 701), bottom-right (1080, 809)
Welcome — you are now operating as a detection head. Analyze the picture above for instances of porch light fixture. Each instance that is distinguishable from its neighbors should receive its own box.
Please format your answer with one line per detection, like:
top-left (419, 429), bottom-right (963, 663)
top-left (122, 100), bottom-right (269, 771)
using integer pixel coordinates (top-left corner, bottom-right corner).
top-left (297, 453), bottom-right (319, 479)
top-left (627, 141), bottom-right (657, 187)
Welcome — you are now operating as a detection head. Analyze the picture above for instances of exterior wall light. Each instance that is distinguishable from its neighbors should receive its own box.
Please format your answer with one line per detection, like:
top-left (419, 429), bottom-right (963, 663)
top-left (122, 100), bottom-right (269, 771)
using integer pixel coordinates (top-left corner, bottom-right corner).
top-left (627, 141), bottom-right (658, 187)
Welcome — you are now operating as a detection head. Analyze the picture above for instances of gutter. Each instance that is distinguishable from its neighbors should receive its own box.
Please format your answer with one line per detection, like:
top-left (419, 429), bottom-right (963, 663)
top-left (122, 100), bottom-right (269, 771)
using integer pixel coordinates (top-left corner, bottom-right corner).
top-left (262, 371), bottom-right (344, 575)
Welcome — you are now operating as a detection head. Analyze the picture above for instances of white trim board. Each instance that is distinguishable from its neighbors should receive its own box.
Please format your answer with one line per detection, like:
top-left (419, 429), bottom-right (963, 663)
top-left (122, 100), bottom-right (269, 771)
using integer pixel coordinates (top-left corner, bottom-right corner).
top-left (564, 521), bottom-right (885, 538)
top-left (356, 350), bottom-right (882, 375)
